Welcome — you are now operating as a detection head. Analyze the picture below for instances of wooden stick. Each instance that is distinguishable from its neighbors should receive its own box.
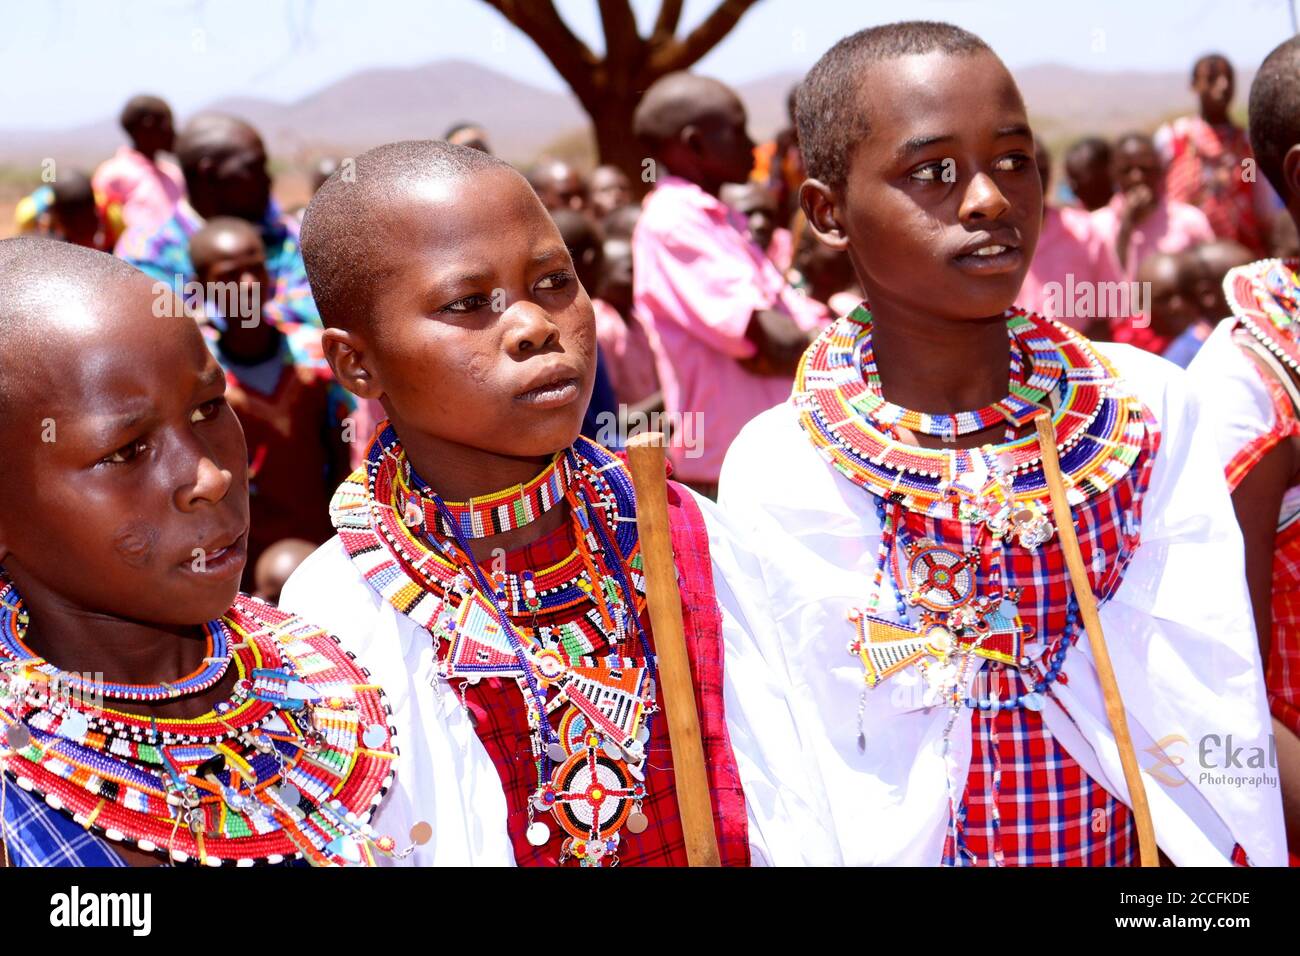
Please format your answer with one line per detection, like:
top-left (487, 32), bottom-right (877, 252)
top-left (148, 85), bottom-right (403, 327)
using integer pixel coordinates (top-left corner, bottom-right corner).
top-left (1034, 413), bottom-right (1159, 866)
top-left (624, 432), bottom-right (722, 867)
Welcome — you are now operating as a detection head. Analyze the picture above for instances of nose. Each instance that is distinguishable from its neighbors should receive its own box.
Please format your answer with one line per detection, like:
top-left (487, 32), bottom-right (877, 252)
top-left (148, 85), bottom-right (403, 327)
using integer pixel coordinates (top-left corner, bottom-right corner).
top-left (959, 170), bottom-right (1011, 223)
top-left (175, 442), bottom-right (235, 513)
top-left (503, 300), bottom-right (560, 357)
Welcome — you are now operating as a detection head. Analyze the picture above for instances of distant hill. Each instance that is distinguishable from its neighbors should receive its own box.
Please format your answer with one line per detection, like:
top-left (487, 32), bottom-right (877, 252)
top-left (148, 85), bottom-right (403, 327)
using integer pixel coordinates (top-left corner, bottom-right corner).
top-left (0, 58), bottom-right (1249, 181)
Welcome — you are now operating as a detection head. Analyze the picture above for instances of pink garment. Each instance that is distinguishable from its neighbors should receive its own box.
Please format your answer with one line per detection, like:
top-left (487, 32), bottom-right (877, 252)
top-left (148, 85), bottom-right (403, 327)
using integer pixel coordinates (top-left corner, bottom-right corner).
top-left (592, 297), bottom-right (660, 406)
top-left (93, 146), bottom-right (185, 236)
top-left (1018, 206), bottom-right (1123, 329)
top-left (766, 227), bottom-right (794, 274)
top-left (633, 175), bottom-right (827, 484)
top-left (1090, 192), bottom-right (1216, 281)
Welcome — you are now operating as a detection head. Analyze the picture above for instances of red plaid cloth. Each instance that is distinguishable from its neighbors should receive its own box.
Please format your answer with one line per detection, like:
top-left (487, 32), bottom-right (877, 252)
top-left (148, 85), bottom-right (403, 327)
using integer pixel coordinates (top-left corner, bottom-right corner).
top-left (1222, 345), bottom-right (1300, 738)
top-left (1161, 115), bottom-right (1267, 255)
top-left (464, 481), bottom-right (749, 867)
top-left (893, 406), bottom-right (1161, 866)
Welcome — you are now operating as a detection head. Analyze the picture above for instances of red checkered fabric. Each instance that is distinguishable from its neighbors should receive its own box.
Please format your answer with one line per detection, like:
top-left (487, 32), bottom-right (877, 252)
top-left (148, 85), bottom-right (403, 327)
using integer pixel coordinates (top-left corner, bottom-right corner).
top-left (1222, 346), bottom-right (1300, 738)
top-left (464, 480), bottom-right (749, 867)
top-left (1162, 116), bottom-right (1267, 256)
top-left (891, 406), bottom-right (1162, 865)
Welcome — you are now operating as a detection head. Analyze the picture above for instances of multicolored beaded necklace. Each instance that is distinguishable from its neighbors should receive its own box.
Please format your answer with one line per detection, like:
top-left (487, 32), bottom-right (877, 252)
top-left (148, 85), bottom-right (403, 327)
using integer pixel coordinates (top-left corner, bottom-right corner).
top-left (332, 423), bottom-right (657, 867)
top-left (795, 306), bottom-right (1145, 734)
top-left (421, 451), bottom-right (574, 539)
top-left (857, 310), bottom-right (1065, 441)
top-left (1225, 258), bottom-right (1300, 372)
top-left (0, 585), bottom-right (401, 866)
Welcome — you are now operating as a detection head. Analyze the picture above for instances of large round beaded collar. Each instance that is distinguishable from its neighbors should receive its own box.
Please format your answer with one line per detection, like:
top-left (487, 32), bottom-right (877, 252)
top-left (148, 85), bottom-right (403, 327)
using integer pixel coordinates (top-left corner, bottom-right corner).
top-left (793, 304), bottom-right (1148, 523)
top-left (0, 588), bottom-right (400, 867)
top-left (1225, 258), bottom-right (1300, 372)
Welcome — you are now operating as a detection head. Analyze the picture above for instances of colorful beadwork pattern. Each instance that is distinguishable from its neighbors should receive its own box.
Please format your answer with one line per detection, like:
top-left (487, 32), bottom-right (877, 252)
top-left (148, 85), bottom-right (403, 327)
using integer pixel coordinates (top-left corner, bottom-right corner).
top-left (0, 588), bottom-right (399, 866)
top-left (332, 423), bottom-right (657, 866)
top-left (1225, 258), bottom-right (1300, 373)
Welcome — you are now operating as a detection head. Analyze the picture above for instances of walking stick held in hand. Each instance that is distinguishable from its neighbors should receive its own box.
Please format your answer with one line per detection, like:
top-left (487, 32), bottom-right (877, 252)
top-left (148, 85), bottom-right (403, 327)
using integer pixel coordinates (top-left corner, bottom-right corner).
top-left (624, 432), bottom-right (722, 867)
top-left (1033, 413), bottom-right (1159, 866)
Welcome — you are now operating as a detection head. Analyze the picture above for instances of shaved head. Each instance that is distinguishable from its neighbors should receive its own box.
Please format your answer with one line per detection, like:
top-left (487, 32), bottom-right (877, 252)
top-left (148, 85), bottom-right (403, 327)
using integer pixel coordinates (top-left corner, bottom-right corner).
top-left (633, 72), bottom-right (742, 150)
top-left (300, 139), bottom-right (516, 329)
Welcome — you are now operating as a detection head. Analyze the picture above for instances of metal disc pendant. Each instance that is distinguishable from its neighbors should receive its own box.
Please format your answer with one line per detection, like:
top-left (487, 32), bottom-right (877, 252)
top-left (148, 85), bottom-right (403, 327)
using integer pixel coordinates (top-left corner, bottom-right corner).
top-left (546, 742), bottom-right (568, 763)
top-left (601, 739), bottom-right (622, 761)
top-left (1021, 692), bottom-right (1045, 712)
top-left (275, 782), bottom-right (301, 807)
top-left (636, 725), bottom-right (651, 745)
top-left (5, 723), bottom-right (30, 750)
top-left (60, 711), bottom-right (89, 740)
top-left (526, 821), bottom-right (551, 846)
top-left (626, 811), bottom-right (649, 834)
top-left (362, 723), bottom-right (387, 749)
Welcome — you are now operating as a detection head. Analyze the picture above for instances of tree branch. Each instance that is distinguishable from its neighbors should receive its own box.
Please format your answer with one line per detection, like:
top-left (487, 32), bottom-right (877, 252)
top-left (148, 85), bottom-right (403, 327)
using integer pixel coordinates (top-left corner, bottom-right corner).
top-left (479, 0), bottom-right (602, 99)
top-left (648, 0), bottom-right (761, 75)
top-left (598, 0), bottom-right (640, 67)
top-left (651, 0), bottom-right (684, 43)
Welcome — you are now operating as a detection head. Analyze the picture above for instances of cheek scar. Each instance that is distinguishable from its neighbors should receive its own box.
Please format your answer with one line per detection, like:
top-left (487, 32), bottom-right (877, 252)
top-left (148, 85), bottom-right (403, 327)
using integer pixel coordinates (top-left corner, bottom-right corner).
top-left (112, 524), bottom-right (159, 568)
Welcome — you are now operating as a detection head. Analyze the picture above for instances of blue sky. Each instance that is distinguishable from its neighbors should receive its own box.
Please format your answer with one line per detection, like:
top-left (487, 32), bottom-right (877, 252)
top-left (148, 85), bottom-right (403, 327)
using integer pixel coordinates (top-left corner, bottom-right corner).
top-left (0, 0), bottom-right (1294, 129)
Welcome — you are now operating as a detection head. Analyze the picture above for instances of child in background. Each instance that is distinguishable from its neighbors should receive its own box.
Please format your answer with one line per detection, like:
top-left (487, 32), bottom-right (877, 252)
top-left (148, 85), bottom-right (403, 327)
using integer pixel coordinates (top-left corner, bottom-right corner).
top-left (48, 172), bottom-right (111, 252)
top-left (1156, 54), bottom-right (1270, 256)
top-left (593, 222), bottom-right (662, 409)
top-left (1186, 36), bottom-right (1300, 858)
top-left (632, 72), bottom-right (826, 497)
top-left (0, 238), bottom-right (397, 868)
top-left (529, 159), bottom-right (588, 213)
top-left (253, 538), bottom-right (319, 605)
top-left (588, 165), bottom-right (632, 220)
top-left (1134, 249), bottom-right (1207, 368)
top-left (92, 94), bottom-right (185, 243)
top-left (788, 226), bottom-right (863, 316)
top-left (721, 182), bottom-right (794, 273)
top-left (1063, 136), bottom-right (1114, 212)
top-left (189, 218), bottom-right (351, 589)
top-left (718, 20), bottom-right (1281, 866)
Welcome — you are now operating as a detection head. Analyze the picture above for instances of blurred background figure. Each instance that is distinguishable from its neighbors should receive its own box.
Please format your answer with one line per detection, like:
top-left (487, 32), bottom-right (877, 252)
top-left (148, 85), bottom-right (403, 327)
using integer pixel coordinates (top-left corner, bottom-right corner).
top-left (722, 181), bottom-right (792, 272)
top-left (1156, 53), bottom-right (1271, 256)
top-left (444, 120), bottom-right (491, 154)
top-left (529, 157), bottom-right (587, 212)
top-left (788, 226), bottom-right (862, 316)
top-left (253, 538), bottom-right (320, 605)
top-left (750, 84), bottom-right (804, 226)
top-left (1136, 248), bottom-right (1207, 367)
top-left (588, 164), bottom-right (632, 220)
top-left (48, 170), bottom-right (110, 251)
top-left (91, 94), bottom-right (185, 246)
top-left (1063, 136), bottom-right (1115, 211)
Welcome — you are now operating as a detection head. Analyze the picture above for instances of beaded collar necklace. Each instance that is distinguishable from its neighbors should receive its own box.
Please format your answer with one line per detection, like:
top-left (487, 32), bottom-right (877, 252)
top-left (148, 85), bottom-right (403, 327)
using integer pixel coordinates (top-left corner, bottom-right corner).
top-left (857, 310), bottom-right (1066, 441)
top-left (794, 307), bottom-right (1142, 747)
top-left (333, 423), bottom-right (657, 867)
top-left (418, 450), bottom-right (574, 539)
top-left (1225, 258), bottom-right (1300, 373)
top-left (0, 586), bottom-right (402, 866)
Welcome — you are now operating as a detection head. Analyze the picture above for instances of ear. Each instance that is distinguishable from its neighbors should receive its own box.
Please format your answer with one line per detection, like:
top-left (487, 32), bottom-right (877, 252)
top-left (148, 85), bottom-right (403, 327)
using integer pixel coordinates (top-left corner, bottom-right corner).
top-left (680, 124), bottom-right (706, 160)
top-left (799, 178), bottom-right (848, 251)
top-left (1283, 144), bottom-right (1300, 207)
top-left (321, 327), bottom-right (383, 401)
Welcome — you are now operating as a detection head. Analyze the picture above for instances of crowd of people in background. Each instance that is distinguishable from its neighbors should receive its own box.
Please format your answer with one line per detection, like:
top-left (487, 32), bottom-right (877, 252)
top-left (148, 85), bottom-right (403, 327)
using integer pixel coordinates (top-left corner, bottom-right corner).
top-left (10, 48), bottom-right (1293, 585)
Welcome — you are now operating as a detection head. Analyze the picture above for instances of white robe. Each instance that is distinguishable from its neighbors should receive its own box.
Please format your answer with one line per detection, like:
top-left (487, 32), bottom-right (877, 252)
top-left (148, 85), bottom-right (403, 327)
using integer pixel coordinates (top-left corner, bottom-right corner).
top-left (279, 490), bottom-right (801, 866)
top-left (716, 343), bottom-right (1287, 866)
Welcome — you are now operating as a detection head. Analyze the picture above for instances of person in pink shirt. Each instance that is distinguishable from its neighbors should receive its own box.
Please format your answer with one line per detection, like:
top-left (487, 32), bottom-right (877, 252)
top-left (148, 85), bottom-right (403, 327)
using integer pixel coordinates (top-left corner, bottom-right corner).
top-left (596, 231), bottom-right (661, 408)
top-left (93, 95), bottom-right (185, 244)
top-left (1019, 138), bottom-right (1123, 336)
top-left (1090, 131), bottom-right (1215, 352)
top-left (632, 72), bottom-right (827, 495)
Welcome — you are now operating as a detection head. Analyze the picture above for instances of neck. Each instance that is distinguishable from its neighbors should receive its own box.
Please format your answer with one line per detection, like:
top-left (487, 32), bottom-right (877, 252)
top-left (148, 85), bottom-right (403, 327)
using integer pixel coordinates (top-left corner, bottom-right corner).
top-left (392, 424), bottom-right (570, 561)
top-left (1202, 107), bottom-right (1230, 125)
top-left (868, 298), bottom-right (1011, 416)
top-left (4, 564), bottom-right (210, 690)
top-left (219, 322), bottom-right (280, 364)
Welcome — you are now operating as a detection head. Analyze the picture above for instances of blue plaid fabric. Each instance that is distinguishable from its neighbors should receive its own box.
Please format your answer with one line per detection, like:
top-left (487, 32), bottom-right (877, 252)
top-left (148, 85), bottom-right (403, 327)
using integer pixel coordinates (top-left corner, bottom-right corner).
top-left (1, 777), bottom-right (127, 867)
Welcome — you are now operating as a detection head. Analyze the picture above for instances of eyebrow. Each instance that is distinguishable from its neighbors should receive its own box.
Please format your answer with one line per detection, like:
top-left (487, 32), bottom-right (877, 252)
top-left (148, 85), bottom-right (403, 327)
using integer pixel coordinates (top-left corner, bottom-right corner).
top-left (196, 365), bottom-right (226, 391)
top-left (895, 124), bottom-right (1034, 163)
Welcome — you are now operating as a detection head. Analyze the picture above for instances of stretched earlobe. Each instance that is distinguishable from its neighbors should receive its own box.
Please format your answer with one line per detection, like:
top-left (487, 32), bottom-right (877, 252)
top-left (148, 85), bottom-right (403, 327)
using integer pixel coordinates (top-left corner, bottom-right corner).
top-left (799, 178), bottom-right (850, 251)
top-left (321, 328), bottom-right (383, 401)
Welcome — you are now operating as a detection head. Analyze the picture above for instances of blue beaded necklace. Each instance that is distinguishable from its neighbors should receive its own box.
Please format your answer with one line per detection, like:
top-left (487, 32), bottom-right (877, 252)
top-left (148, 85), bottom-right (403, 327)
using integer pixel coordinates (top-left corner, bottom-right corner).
top-left (0, 582), bottom-right (231, 702)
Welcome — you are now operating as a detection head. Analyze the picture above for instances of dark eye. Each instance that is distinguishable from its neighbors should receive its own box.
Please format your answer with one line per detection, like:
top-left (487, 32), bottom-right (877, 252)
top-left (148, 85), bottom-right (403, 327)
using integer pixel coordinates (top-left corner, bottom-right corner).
top-left (191, 398), bottom-right (224, 424)
top-left (910, 161), bottom-right (951, 183)
top-left (100, 439), bottom-right (146, 466)
top-left (536, 271), bottom-right (573, 292)
top-left (439, 294), bottom-right (491, 314)
top-left (995, 153), bottom-right (1030, 172)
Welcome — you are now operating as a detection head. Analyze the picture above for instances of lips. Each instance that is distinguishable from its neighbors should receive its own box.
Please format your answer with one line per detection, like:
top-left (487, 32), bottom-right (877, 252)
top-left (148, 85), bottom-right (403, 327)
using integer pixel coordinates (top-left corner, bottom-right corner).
top-left (515, 366), bottom-right (582, 409)
top-left (953, 232), bottom-right (1024, 275)
top-left (181, 529), bottom-right (248, 578)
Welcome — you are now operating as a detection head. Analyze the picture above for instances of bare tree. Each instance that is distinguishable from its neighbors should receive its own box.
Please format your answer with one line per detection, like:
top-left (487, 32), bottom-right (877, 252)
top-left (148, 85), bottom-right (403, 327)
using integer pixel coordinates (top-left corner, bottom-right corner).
top-left (481, 0), bottom-right (762, 182)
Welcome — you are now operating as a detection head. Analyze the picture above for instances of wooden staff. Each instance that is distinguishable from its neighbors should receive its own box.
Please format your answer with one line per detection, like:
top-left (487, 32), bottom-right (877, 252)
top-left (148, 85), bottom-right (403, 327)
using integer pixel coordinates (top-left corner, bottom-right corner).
top-left (1034, 413), bottom-right (1159, 866)
top-left (624, 432), bottom-right (722, 867)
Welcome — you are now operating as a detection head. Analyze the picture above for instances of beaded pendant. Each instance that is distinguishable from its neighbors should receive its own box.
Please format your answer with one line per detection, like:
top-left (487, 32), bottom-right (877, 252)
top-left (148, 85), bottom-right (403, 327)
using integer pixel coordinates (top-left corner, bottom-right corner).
top-left (332, 423), bottom-right (657, 867)
top-left (0, 589), bottom-right (400, 866)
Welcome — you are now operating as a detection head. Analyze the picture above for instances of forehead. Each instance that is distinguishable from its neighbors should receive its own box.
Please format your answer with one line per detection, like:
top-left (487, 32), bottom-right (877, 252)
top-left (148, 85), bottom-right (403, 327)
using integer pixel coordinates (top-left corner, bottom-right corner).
top-left (377, 168), bottom-right (563, 268)
top-left (201, 228), bottom-right (263, 256)
top-left (853, 50), bottom-right (1024, 146)
top-left (1117, 140), bottom-right (1158, 162)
